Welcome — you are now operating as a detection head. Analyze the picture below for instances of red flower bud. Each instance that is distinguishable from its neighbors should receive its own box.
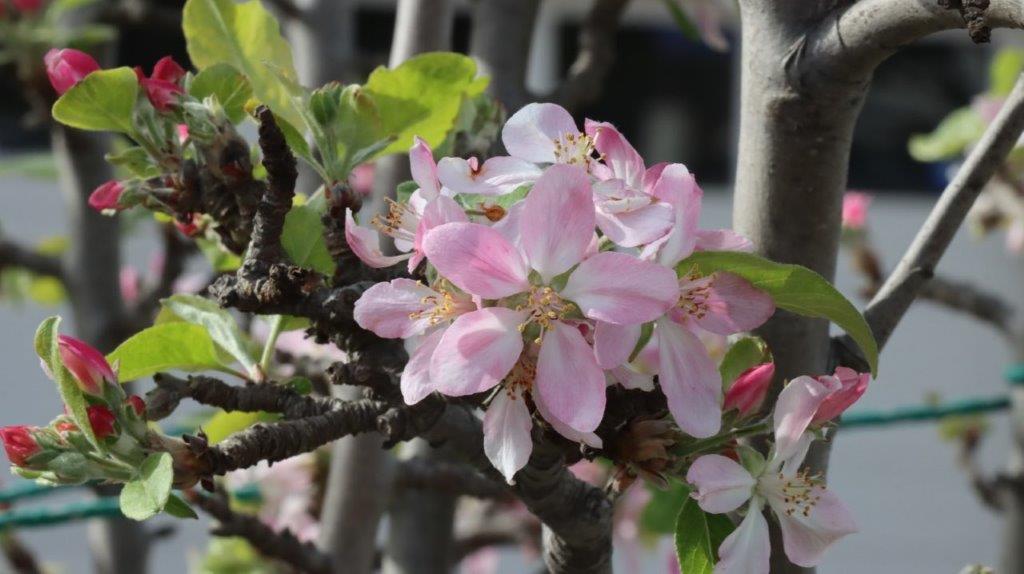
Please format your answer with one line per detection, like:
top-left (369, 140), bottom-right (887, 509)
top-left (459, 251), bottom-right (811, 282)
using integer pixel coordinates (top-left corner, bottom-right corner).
top-left (812, 367), bottom-right (870, 424)
top-left (57, 335), bottom-right (116, 395)
top-left (88, 180), bottom-right (125, 212)
top-left (0, 426), bottom-right (40, 467)
top-left (136, 56), bottom-right (185, 112)
top-left (44, 49), bottom-right (100, 95)
top-left (12, 0), bottom-right (44, 14)
top-left (127, 395), bottom-right (146, 417)
top-left (723, 363), bottom-right (774, 416)
top-left (87, 405), bottom-right (117, 439)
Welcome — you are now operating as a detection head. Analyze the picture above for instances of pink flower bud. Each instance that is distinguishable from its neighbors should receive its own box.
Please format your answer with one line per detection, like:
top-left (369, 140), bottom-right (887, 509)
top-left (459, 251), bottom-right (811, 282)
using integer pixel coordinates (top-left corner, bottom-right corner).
top-left (812, 366), bottom-right (870, 424)
top-left (88, 180), bottom-right (125, 212)
top-left (176, 123), bottom-right (190, 144)
top-left (12, 0), bottom-right (44, 14)
top-left (119, 266), bottom-right (140, 305)
top-left (87, 405), bottom-right (117, 439)
top-left (57, 335), bottom-right (116, 395)
top-left (841, 192), bottom-right (872, 230)
top-left (127, 395), bottom-right (146, 417)
top-left (44, 49), bottom-right (100, 95)
top-left (135, 56), bottom-right (185, 112)
top-left (723, 362), bottom-right (774, 416)
top-left (0, 426), bottom-right (40, 467)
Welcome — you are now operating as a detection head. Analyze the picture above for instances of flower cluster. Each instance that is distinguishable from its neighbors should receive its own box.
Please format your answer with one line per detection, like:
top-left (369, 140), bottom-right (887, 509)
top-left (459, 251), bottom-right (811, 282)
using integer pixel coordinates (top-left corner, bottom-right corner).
top-left (0, 335), bottom-right (151, 485)
top-left (350, 103), bottom-right (779, 482)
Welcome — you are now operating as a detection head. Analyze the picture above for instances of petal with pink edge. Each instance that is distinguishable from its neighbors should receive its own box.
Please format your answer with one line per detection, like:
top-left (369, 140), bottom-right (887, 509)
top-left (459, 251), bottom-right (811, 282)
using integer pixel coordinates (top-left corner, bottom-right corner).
top-left (585, 119), bottom-right (645, 189)
top-left (772, 376), bottom-right (838, 463)
top-left (533, 387), bottom-right (603, 448)
top-left (400, 330), bottom-right (444, 405)
top-left (483, 387), bottom-right (534, 484)
top-left (562, 252), bottom-right (680, 325)
top-left (344, 209), bottom-right (411, 268)
top-left (429, 308), bottom-right (526, 396)
top-left (423, 222), bottom-right (530, 299)
top-left (686, 454), bottom-right (756, 514)
top-left (520, 164), bottom-right (595, 282)
top-left (693, 273), bottom-right (776, 335)
top-left (593, 321), bottom-right (641, 370)
top-left (610, 364), bottom-right (654, 391)
top-left (643, 164), bottom-right (702, 266)
top-left (492, 200), bottom-right (525, 249)
top-left (437, 156), bottom-right (542, 196)
top-left (716, 507), bottom-right (771, 574)
top-left (502, 102), bottom-right (577, 163)
top-left (413, 195), bottom-right (468, 271)
top-left (409, 136), bottom-right (439, 200)
top-left (353, 279), bottom-right (435, 338)
top-left (535, 321), bottom-right (606, 433)
top-left (596, 201), bottom-right (675, 248)
top-left (657, 318), bottom-right (721, 438)
top-left (696, 229), bottom-right (754, 252)
top-left (769, 488), bottom-right (857, 567)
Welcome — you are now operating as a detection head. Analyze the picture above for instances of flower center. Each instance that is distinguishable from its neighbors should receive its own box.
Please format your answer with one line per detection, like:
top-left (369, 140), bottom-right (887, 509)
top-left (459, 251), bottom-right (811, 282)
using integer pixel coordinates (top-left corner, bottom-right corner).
top-left (408, 284), bottom-right (471, 326)
top-left (677, 274), bottom-right (714, 319)
top-left (761, 470), bottom-right (825, 518)
top-left (371, 198), bottom-right (418, 243)
top-left (516, 286), bottom-right (569, 343)
top-left (552, 133), bottom-right (596, 168)
top-left (504, 354), bottom-right (537, 396)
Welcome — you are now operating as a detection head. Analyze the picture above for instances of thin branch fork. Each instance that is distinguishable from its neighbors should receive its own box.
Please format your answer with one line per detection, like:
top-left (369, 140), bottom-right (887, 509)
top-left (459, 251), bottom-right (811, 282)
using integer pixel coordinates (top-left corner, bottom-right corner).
top-left (0, 238), bottom-right (65, 282)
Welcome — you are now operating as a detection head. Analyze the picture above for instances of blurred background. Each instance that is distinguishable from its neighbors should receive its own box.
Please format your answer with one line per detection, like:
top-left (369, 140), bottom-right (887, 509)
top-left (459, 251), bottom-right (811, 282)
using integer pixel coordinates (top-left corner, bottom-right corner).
top-left (0, 0), bottom-right (1021, 572)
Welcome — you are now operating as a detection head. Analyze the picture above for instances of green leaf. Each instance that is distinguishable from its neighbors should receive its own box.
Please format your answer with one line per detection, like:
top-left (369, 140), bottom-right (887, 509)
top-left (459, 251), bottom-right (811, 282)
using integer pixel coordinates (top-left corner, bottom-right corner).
top-left (52, 67), bottom-right (139, 134)
top-left (203, 410), bottom-right (279, 444)
top-left (164, 492), bottom-right (199, 519)
top-left (195, 237), bottom-right (243, 272)
top-left (107, 322), bottom-right (226, 381)
top-left (674, 492), bottom-right (735, 574)
top-left (719, 336), bottom-right (768, 388)
top-left (183, 0), bottom-right (303, 129)
top-left (908, 106), bottom-right (985, 163)
top-left (189, 63), bottom-right (254, 124)
top-left (364, 52), bottom-right (488, 156)
top-left (34, 317), bottom-right (99, 449)
top-left (119, 453), bottom-right (174, 521)
top-left (28, 276), bottom-right (66, 305)
top-left (106, 146), bottom-right (159, 179)
top-left (678, 251), bottom-right (879, 376)
top-left (456, 183), bottom-right (532, 212)
top-left (990, 49), bottom-right (1024, 97)
top-left (640, 480), bottom-right (690, 535)
top-left (281, 204), bottom-right (336, 275)
top-left (395, 180), bottom-right (418, 204)
top-left (161, 295), bottom-right (258, 376)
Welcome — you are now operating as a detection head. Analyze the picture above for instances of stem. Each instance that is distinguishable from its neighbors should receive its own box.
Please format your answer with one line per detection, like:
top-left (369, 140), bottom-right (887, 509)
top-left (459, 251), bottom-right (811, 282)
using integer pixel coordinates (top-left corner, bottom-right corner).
top-left (259, 315), bottom-right (285, 373)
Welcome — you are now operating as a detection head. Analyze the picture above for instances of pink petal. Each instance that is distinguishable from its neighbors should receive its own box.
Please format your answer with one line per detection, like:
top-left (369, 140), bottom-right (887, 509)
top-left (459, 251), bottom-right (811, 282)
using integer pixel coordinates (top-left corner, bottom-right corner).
top-left (716, 508), bottom-right (770, 574)
top-left (696, 229), bottom-right (754, 252)
top-left (492, 199), bottom-right (525, 249)
top-left (769, 488), bottom-right (858, 567)
top-left (413, 195), bottom-right (469, 273)
top-left (483, 387), bottom-right (534, 484)
top-left (353, 279), bottom-right (436, 338)
top-left (657, 318), bottom-right (721, 438)
top-left (409, 136), bottom-right (439, 200)
top-left (692, 273), bottom-right (775, 335)
top-left (519, 164), bottom-right (595, 282)
top-left (610, 364), bottom-right (654, 391)
top-left (686, 454), bottom-right (755, 514)
top-left (642, 164), bottom-right (702, 266)
top-left (596, 201), bottom-right (675, 248)
top-left (535, 321), bottom-right (606, 433)
top-left (429, 308), bottom-right (526, 396)
top-left (400, 330), bottom-right (444, 405)
top-left (593, 321), bottom-right (641, 370)
top-left (561, 252), bottom-right (680, 325)
top-left (585, 120), bottom-right (645, 189)
top-left (423, 222), bottom-right (530, 299)
top-left (773, 376), bottom-right (838, 463)
top-left (533, 387), bottom-right (604, 448)
top-left (344, 209), bottom-right (410, 268)
top-left (811, 368), bottom-right (870, 424)
top-left (502, 102), bottom-right (578, 163)
top-left (437, 156), bottom-right (541, 196)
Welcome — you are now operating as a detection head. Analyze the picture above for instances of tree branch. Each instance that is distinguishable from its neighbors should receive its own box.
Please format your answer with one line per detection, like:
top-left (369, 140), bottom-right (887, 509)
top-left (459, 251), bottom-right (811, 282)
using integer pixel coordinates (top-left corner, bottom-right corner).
top-left (186, 490), bottom-right (332, 574)
top-left (0, 238), bottom-right (65, 282)
top-left (147, 374), bottom-right (339, 421)
top-left (395, 456), bottom-right (509, 500)
top-left (553, 0), bottom-right (632, 113)
top-left (836, 73), bottom-right (1024, 361)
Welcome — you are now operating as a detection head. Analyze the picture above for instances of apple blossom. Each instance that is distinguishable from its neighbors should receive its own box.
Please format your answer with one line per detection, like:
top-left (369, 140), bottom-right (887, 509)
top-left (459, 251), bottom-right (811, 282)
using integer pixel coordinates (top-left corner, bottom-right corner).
top-left (135, 56), bottom-right (186, 112)
top-left (44, 48), bottom-right (100, 95)
top-left (56, 334), bottom-right (116, 395)
top-left (812, 366), bottom-right (870, 424)
top-left (723, 363), bottom-right (775, 416)
top-left (0, 425), bottom-right (41, 466)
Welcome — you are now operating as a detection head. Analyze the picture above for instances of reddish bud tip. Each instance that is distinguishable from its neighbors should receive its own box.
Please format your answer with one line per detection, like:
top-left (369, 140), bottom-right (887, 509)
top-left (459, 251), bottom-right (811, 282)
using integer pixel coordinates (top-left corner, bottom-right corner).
top-left (57, 335), bottom-right (116, 395)
top-left (44, 48), bottom-right (100, 95)
top-left (0, 426), bottom-right (40, 467)
top-left (127, 395), bottom-right (146, 417)
top-left (812, 367), bottom-right (870, 424)
top-left (723, 362), bottom-right (775, 417)
top-left (137, 56), bottom-right (185, 112)
top-left (87, 405), bottom-right (117, 439)
top-left (88, 180), bottom-right (125, 212)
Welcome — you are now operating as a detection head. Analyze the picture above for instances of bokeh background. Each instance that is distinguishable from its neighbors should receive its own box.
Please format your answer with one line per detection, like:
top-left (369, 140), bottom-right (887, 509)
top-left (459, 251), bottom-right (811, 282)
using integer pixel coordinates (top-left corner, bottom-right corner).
top-left (1, 1), bottom-right (1020, 572)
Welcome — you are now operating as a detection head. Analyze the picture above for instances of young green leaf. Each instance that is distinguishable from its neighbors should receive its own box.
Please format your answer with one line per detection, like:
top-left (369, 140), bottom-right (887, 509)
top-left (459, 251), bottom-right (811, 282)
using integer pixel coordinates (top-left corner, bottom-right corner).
top-left (674, 495), bottom-right (735, 574)
top-left (119, 453), bottom-right (174, 521)
top-left (677, 251), bottom-right (879, 376)
top-left (183, 0), bottom-right (303, 129)
top-left (52, 67), bottom-right (139, 134)
top-left (281, 204), bottom-right (336, 275)
top-left (719, 337), bottom-right (768, 388)
top-left (161, 295), bottom-right (259, 377)
top-left (163, 492), bottom-right (199, 519)
top-left (203, 410), bottom-right (279, 444)
top-left (107, 322), bottom-right (227, 381)
top-left (34, 317), bottom-right (99, 449)
top-left (640, 480), bottom-right (691, 535)
top-left (189, 63), bottom-right (254, 124)
top-left (908, 106), bottom-right (985, 163)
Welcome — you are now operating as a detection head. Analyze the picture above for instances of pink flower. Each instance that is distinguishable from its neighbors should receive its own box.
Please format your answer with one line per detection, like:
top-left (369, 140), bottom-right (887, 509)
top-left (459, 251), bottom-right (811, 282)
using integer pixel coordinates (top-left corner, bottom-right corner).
top-left (723, 362), bottom-right (774, 416)
top-left (135, 56), bottom-right (186, 112)
top-left (421, 165), bottom-right (679, 481)
top-left (437, 155), bottom-right (542, 197)
top-left (119, 266), bottom-right (140, 304)
top-left (87, 405), bottom-right (117, 439)
top-left (88, 180), bottom-right (125, 212)
top-left (12, 0), bottom-right (44, 14)
top-left (56, 335), bottom-right (116, 395)
top-left (811, 367), bottom-right (870, 424)
top-left (0, 426), bottom-right (40, 467)
top-left (345, 138), bottom-right (467, 272)
top-left (44, 49), bottom-right (100, 95)
top-left (686, 377), bottom-right (858, 573)
top-left (841, 192), bottom-right (872, 230)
